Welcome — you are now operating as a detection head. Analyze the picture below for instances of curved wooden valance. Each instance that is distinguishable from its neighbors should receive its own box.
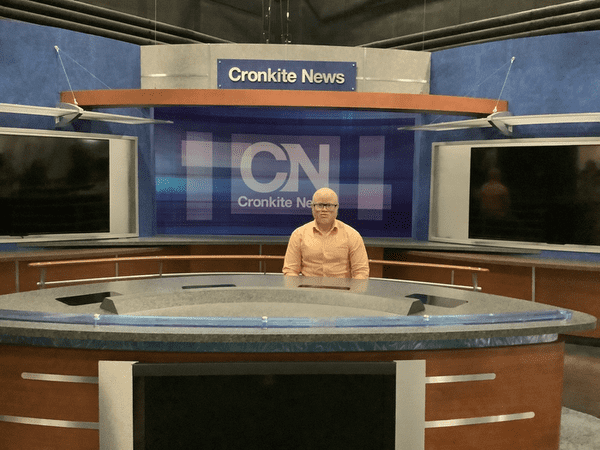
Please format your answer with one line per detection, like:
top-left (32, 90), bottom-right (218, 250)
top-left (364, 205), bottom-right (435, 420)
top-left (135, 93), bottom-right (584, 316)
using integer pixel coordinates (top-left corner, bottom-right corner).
top-left (60, 89), bottom-right (507, 117)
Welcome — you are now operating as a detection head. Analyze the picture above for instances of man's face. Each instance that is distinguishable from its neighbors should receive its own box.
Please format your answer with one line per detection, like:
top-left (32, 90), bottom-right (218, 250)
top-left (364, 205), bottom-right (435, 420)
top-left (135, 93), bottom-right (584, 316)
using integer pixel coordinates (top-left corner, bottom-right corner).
top-left (312, 190), bottom-right (338, 228)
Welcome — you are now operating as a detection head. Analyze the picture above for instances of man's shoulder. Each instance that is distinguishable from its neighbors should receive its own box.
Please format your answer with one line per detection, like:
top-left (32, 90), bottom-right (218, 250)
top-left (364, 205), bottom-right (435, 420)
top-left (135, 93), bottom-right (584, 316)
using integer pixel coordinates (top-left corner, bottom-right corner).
top-left (335, 220), bottom-right (363, 237)
top-left (335, 219), bottom-right (355, 231)
top-left (291, 221), bottom-right (316, 235)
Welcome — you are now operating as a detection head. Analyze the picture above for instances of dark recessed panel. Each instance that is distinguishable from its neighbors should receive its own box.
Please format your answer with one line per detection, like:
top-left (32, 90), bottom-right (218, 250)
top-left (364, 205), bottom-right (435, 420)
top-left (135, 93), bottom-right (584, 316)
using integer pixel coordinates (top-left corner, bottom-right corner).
top-left (298, 284), bottom-right (351, 290)
top-left (56, 291), bottom-right (120, 306)
top-left (181, 284), bottom-right (237, 289)
top-left (134, 362), bottom-right (396, 450)
top-left (406, 293), bottom-right (467, 308)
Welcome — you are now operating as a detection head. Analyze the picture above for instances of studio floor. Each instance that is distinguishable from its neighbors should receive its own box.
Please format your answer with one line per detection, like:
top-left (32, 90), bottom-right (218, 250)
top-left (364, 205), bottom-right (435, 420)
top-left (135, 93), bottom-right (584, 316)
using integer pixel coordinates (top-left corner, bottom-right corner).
top-left (560, 342), bottom-right (600, 449)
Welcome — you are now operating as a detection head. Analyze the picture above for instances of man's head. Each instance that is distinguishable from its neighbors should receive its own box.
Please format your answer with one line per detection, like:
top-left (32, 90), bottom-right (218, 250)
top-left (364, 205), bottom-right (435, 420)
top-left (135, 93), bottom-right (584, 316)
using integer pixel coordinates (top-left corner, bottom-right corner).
top-left (311, 188), bottom-right (339, 230)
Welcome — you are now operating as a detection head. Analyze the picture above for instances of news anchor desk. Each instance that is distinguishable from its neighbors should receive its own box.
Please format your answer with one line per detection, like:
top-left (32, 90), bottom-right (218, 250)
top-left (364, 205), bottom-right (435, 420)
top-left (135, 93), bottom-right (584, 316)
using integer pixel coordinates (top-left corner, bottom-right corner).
top-left (0, 273), bottom-right (595, 450)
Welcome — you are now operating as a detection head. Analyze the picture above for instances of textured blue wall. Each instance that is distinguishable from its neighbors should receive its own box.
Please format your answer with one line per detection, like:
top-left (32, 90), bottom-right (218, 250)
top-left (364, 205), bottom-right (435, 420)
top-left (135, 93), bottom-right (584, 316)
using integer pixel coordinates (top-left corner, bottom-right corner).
top-left (0, 19), bottom-right (142, 125)
top-left (431, 31), bottom-right (600, 117)
top-left (417, 30), bottom-right (600, 259)
top-left (0, 19), bottom-right (155, 249)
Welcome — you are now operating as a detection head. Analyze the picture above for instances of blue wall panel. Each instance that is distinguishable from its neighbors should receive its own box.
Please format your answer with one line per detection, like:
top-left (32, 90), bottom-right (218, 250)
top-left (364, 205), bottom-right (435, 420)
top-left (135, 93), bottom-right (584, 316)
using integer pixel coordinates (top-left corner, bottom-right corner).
top-left (430, 31), bottom-right (600, 119)
top-left (0, 19), bottom-right (155, 245)
top-left (422, 30), bottom-right (600, 257)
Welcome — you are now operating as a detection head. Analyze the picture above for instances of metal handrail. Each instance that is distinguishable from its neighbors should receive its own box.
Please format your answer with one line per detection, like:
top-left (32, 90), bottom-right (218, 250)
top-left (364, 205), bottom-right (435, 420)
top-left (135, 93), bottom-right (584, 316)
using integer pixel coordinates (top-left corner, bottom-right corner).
top-left (29, 255), bottom-right (489, 290)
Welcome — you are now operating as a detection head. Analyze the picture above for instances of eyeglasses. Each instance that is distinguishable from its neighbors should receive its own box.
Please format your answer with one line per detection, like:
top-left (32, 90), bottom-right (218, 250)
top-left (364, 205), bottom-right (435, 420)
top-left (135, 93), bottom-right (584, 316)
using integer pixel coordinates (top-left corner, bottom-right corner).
top-left (312, 203), bottom-right (338, 211)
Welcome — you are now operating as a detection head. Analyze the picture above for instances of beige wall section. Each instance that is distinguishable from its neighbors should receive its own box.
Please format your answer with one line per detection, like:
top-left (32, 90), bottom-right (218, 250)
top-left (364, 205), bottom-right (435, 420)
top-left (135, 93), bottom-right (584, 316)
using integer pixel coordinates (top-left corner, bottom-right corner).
top-left (140, 44), bottom-right (430, 94)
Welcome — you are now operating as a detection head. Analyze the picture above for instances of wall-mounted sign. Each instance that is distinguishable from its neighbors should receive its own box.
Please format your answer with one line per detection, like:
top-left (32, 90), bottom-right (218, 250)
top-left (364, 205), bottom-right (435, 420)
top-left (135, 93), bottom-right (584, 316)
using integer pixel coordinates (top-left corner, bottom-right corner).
top-left (217, 59), bottom-right (356, 91)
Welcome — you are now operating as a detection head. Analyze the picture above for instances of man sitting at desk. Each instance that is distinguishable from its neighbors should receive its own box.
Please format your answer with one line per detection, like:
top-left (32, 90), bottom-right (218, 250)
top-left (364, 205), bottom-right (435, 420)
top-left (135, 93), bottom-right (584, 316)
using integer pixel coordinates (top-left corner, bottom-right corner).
top-left (282, 188), bottom-right (370, 279)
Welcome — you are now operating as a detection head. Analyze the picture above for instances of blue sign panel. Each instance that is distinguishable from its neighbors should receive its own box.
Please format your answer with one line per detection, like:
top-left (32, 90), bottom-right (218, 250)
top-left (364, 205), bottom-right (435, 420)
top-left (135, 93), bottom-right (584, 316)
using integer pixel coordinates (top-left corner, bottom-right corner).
top-left (154, 106), bottom-right (415, 238)
top-left (218, 59), bottom-right (356, 91)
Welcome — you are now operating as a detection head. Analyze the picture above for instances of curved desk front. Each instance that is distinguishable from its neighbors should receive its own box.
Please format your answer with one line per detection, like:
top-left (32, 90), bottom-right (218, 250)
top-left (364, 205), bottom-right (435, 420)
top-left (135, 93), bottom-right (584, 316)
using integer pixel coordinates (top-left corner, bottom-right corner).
top-left (0, 274), bottom-right (595, 450)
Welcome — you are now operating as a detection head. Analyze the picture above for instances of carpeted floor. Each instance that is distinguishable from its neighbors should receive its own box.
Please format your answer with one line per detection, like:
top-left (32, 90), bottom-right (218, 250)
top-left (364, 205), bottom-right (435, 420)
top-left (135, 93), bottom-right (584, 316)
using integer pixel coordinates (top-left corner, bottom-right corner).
top-left (560, 342), bottom-right (600, 449)
top-left (560, 407), bottom-right (600, 449)
top-left (563, 343), bottom-right (600, 418)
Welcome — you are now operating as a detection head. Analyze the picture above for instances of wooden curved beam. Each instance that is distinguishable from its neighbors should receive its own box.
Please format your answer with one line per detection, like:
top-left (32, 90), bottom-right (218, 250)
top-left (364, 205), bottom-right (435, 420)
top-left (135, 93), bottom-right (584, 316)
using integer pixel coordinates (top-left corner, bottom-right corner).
top-left (60, 89), bottom-right (507, 117)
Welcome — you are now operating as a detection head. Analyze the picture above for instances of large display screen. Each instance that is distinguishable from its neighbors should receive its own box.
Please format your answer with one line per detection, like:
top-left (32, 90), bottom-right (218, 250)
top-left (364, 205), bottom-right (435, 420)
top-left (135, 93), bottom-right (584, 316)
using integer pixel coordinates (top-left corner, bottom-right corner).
top-left (0, 128), bottom-right (138, 242)
top-left (154, 107), bottom-right (415, 238)
top-left (430, 138), bottom-right (600, 250)
top-left (470, 144), bottom-right (600, 245)
top-left (0, 134), bottom-right (109, 236)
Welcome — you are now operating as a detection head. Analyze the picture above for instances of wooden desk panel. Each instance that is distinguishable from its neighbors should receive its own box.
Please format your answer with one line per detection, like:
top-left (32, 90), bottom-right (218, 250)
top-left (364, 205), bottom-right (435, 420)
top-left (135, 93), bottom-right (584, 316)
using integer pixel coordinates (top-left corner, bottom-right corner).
top-left (536, 268), bottom-right (600, 338)
top-left (0, 341), bottom-right (564, 450)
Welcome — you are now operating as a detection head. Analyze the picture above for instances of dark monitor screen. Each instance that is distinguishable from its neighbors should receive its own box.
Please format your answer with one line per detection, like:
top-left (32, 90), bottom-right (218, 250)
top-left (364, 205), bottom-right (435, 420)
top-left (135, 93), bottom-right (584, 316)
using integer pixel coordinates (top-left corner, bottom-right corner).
top-left (0, 133), bottom-right (110, 236)
top-left (133, 362), bottom-right (396, 450)
top-left (469, 144), bottom-right (600, 246)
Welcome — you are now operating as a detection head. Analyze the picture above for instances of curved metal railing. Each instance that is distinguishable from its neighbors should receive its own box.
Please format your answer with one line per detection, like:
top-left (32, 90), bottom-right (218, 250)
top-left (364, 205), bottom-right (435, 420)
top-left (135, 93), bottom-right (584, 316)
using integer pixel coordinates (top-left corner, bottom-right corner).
top-left (29, 255), bottom-right (489, 291)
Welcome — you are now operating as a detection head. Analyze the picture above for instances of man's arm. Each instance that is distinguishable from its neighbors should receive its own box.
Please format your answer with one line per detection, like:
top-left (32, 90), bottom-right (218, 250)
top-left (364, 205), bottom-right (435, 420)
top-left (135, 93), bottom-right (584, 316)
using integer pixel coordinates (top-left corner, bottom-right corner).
top-left (349, 232), bottom-right (370, 279)
top-left (282, 229), bottom-right (302, 276)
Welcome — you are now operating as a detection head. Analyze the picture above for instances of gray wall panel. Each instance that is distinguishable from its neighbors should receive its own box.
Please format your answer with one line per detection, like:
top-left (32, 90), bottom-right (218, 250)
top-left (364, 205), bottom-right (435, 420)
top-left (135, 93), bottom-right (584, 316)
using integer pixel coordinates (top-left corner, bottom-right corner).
top-left (141, 44), bottom-right (431, 93)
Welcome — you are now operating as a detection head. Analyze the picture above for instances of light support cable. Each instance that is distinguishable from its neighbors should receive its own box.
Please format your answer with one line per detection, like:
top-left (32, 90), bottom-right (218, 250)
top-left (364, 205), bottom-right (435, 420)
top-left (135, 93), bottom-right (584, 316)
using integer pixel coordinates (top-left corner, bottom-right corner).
top-left (494, 56), bottom-right (516, 113)
top-left (54, 45), bottom-right (156, 121)
top-left (422, 0), bottom-right (427, 51)
top-left (420, 56), bottom-right (517, 127)
top-left (56, 46), bottom-right (112, 90)
top-left (54, 46), bottom-right (77, 105)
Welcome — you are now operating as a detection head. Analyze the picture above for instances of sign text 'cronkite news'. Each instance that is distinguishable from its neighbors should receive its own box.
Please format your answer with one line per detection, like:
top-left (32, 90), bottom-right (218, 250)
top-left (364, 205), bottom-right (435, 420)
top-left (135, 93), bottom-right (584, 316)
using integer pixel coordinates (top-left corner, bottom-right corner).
top-left (217, 59), bottom-right (357, 91)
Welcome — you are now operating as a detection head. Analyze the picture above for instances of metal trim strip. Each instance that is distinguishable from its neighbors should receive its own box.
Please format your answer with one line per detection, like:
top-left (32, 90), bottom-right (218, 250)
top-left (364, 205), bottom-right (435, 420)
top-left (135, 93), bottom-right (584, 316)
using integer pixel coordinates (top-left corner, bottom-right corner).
top-left (21, 372), bottom-right (98, 384)
top-left (425, 373), bottom-right (496, 384)
top-left (0, 415), bottom-right (99, 429)
top-left (425, 412), bottom-right (535, 428)
top-left (359, 76), bottom-right (428, 84)
top-left (143, 74), bottom-right (209, 78)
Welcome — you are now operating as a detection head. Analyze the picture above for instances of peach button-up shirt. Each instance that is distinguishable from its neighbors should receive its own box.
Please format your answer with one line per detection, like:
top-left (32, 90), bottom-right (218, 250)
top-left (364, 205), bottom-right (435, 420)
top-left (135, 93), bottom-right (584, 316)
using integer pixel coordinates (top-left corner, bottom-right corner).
top-left (282, 220), bottom-right (370, 279)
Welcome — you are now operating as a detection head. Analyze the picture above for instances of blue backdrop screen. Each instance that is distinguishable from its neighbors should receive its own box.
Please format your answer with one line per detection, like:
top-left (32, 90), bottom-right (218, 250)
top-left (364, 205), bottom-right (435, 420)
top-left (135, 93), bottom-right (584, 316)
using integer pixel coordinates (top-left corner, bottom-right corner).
top-left (154, 107), bottom-right (414, 238)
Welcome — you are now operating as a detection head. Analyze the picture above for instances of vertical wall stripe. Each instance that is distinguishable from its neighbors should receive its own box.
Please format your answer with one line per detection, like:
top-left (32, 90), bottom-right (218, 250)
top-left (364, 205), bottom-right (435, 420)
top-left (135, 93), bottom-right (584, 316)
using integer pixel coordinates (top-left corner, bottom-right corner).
top-left (183, 132), bottom-right (213, 221)
top-left (358, 135), bottom-right (386, 220)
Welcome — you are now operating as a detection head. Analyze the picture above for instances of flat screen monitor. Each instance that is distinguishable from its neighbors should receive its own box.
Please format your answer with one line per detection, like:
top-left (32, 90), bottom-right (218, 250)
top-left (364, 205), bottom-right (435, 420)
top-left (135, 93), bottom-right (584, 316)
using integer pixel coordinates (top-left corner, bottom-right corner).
top-left (429, 138), bottom-right (600, 251)
top-left (0, 127), bottom-right (138, 242)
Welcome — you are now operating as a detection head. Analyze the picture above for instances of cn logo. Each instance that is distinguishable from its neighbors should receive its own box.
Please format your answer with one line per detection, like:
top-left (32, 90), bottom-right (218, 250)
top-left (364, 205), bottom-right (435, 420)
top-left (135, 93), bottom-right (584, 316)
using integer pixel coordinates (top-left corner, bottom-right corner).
top-left (240, 141), bottom-right (330, 193)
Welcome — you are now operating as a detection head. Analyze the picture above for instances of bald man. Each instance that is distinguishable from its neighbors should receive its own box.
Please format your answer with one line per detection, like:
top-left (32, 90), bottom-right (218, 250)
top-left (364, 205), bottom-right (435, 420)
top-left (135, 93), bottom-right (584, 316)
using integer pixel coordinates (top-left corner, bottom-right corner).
top-left (282, 188), bottom-right (370, 279)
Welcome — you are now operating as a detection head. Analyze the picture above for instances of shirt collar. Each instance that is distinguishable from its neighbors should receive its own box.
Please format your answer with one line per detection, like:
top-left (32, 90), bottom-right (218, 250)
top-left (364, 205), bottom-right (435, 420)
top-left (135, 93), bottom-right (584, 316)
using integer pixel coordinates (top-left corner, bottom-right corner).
top-left (312, 219), bottom-right (339, 235)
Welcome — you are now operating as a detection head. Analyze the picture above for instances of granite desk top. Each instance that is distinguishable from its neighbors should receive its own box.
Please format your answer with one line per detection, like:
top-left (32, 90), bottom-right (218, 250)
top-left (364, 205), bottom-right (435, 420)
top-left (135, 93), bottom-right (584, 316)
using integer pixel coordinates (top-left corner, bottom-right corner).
top-left (0, 274), bottom-right (595, 353)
